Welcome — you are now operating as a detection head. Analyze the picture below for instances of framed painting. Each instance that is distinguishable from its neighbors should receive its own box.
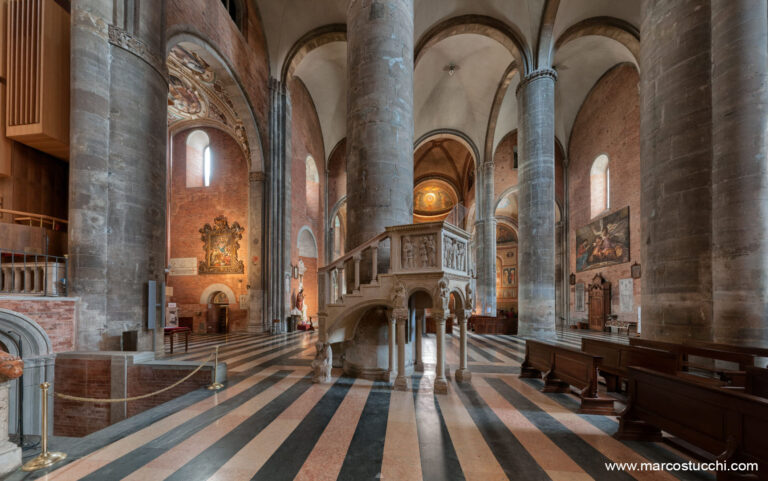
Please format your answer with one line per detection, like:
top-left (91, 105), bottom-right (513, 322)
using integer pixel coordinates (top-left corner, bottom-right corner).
top-left (575, 206), bottom-right (630, 272)
top-left (198, 216), bottom-right (245, 274)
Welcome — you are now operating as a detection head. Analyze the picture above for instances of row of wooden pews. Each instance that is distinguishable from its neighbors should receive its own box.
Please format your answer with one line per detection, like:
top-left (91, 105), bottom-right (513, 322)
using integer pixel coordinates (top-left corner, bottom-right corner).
top-left (520, 337), bottom-right (768, 479)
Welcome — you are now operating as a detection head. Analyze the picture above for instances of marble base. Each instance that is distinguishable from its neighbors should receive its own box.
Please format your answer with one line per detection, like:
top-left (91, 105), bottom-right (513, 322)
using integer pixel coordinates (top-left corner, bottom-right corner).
top-left (414, 361), bottom-right (424, 372)
top-left (0, 441), bottom-right (20, 476)
top-left (393, 375), bottom-right (409, 391)
top-left (454, 368), bottom-right (471, 383)
top-left (434, 377), bottom-right (448, 395)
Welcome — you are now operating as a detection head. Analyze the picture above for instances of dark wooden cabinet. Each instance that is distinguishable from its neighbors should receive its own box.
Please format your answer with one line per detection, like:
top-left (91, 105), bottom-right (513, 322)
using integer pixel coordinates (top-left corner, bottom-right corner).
top-left (588, 274), bottom-right (611, 331)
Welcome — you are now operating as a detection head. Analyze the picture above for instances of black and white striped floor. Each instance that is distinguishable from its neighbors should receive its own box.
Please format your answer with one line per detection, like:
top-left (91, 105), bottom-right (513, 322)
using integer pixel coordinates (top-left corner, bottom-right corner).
top-left (12, 328), bottom-right (711, 481)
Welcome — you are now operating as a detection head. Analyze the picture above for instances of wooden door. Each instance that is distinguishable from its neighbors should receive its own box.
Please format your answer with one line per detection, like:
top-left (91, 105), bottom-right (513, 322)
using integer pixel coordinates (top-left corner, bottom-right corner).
top-left (588, 274), bottom-right (611, 331)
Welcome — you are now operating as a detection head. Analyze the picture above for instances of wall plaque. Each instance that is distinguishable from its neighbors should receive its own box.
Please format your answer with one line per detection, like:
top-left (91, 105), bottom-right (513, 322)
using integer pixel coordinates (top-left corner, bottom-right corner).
top-left (619, 278), bottom-right (634, 313)
top-left (169, 257), bottom-right (198, 276)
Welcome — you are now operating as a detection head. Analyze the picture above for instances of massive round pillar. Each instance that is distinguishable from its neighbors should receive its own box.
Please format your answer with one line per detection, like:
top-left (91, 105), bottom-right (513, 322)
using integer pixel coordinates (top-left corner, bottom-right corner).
top-left (346, 0), bottom-right (414, 252)
top-left (69, 0), bottom-right (167, 351)
top-left (475, 162), bottom-right (496, 314)
top-left (710, 1), bottom-right (768, 346)
top-left (516, 69), bottom-right (557, 339)
top-left (639, 0), bottom-right (713, 342)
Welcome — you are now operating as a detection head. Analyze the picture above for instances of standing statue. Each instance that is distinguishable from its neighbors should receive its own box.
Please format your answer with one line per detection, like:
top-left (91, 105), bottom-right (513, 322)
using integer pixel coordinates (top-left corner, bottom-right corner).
top-left (418, 238), bottom-right (429, 267)
top-left (391, 277), bottom-right (407, 308)
top-left (435, 278), bottom-right (450, 311)
top-left (457, 243), bottom-right (466, 271)
top-left (402, 237), bottom-right (414, 269)
top-left (465, 282), bottom-right (474, 309)
top-left (311, 342), bottom-right (332, 383)
top-left (426, 236), bottom-right (436, 266)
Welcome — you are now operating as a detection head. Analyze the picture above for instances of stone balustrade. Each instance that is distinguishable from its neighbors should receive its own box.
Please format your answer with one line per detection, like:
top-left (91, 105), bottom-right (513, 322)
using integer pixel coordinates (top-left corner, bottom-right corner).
top-left (0, 261), bottom-right (65, 296)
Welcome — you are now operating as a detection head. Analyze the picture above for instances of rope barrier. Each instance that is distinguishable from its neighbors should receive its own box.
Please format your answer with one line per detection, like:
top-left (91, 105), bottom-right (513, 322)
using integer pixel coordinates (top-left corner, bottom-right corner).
top-left (53, 352), bottom-right (215, 403)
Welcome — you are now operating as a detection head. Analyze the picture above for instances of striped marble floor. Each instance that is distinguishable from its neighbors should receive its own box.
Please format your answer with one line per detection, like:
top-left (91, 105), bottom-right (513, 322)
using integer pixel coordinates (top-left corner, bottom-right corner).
top-left (14, 328), bottom-right (712, 481)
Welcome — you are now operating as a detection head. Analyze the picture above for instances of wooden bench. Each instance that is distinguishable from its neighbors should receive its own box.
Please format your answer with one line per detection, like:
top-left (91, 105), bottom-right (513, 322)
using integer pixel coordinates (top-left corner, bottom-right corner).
top-left (469, 315), bottom-right (516, 335)
top-left (521, 339), bottom-right (615, 414)
top-left (746, 366), bottom-right (768, 398)
top-left (628, 338), bottom-right (753, 385)
top-left (581, 338), bottom-right (680, 392)
top-left (164, 327), bottom-right (191, 354)
top-left (682, 341), bottom-right (768, 367)
top-left (616, 366), bottom-right (768, 480)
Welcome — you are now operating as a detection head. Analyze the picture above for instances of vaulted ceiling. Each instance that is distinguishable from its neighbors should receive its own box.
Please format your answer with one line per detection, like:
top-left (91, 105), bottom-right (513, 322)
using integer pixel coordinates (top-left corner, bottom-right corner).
top-left (254, 0), bottom-right (640, 163)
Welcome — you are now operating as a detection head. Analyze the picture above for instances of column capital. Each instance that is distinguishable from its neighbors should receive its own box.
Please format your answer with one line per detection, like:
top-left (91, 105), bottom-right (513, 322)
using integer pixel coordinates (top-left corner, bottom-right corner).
top-left (516, 68), bottom-right (558, 96)
top-left (352, 253), bottom-right (362, 262)
top-left (392, 307), bottom-right (409, 322)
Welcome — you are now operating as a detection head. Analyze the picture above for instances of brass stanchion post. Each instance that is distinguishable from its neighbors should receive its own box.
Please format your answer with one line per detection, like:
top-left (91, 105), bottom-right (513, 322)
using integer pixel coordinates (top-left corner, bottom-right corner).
top-left (207, 346), bottom-right (223, 390)
top-left (22, 382), bottom-right (66, 471)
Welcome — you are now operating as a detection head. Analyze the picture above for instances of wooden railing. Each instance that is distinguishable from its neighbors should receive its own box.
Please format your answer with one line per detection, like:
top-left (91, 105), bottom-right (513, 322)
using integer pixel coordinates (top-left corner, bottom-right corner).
top-left (0, 209), bottom-right (68, 231)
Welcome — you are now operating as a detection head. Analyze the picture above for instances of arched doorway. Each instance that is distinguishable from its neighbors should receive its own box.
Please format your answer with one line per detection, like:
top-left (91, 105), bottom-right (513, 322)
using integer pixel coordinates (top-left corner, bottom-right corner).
top-left (207, 291), bottom-right (230, 333)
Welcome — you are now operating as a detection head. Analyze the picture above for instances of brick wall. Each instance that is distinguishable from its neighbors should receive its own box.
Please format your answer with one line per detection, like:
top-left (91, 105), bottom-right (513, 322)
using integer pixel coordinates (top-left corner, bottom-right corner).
top-left (567, 64), bottom-right (641, 323)
top-left (289, 78), bottom-right (325, 316)
top-left (0, 298), bottom-right (76, 352)
top-left (167, 127), bottom-right (249, 333)
top-left (54, 356), bottom-right (213, 437)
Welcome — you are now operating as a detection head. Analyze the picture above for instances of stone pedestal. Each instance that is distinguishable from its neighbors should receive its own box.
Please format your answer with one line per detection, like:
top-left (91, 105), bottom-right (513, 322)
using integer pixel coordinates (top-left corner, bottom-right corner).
top-left (0, 382), bottom-right (20, 476)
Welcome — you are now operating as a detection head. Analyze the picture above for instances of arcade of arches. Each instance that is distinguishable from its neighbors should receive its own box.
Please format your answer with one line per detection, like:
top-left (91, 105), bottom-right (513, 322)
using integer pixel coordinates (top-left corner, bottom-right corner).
top-left (0, 0), bottom-right (767, 479)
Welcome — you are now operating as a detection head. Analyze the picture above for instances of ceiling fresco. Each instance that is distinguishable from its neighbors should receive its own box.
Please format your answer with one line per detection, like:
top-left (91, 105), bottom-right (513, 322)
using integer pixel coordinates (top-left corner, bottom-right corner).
top-left (167, 44), bottom-right (250, 158)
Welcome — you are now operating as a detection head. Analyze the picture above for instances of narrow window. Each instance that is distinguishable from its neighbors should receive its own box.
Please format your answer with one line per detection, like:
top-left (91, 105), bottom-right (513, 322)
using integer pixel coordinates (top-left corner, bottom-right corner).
top-left (203, 145), bottom-right (212, 187)
top-left (590, 154), bottom-right (610, 218)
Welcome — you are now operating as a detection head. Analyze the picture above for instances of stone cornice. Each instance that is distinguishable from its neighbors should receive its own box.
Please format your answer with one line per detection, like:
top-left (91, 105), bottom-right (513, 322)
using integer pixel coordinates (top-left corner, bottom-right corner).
top-left (108, 25), bottom-right (167, 81)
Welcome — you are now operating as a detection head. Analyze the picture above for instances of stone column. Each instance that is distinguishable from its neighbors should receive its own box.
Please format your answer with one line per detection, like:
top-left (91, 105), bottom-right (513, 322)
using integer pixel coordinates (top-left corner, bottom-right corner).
top-left (710, 0), bottom-right (768, 346)
top-left (640, 0), bottom-right (713, 341)
top-left (353, 253), bottom-right (361, 291)
top-left (434, 310), bottom-right (448, 394)
top-left (516, 69), bottom-right (557, 339)
top-left (266, 79), bottom-right (292, 332)
top-left (69, 0), bottom-right (167, 351)
top-left (387, 313), bottom-right (396, 383)
top-left (394, 309), bottom-right (408, 390)
top-left (414, 309), bottom-right (424, 371)
top-left (475, 161), bottom-right (496, 315)
top-left (346, 0), bottom-right (414, 255)
top-left (455, 310), bottom-right (471, 382)
top-left (249, 172), bottom-right (266, 332)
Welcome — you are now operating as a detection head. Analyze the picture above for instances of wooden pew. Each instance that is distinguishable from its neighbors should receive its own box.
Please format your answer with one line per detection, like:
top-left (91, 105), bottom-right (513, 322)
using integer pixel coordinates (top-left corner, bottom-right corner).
top-left (628, 338), bottom-right (753, 385)
top-left (746, 367), bottom-right (768, 398)
top-left (521, 339), bottom-right (615, 414)
top-left (683, 341), bottom-right (768, 368)
top-left (616, 366), bottom-right (768, 480)
top-left (581, 338), bottom-right (680, 392)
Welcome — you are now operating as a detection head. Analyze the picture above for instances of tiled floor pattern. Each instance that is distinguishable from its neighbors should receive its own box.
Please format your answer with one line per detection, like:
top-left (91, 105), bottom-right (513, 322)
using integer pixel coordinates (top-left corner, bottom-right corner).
top-left (13, 328), bottom-right (712, 481)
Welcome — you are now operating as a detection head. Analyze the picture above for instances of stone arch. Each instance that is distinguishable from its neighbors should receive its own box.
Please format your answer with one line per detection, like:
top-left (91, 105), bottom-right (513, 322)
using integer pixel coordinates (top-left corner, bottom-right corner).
top-left (281, 24), bottom-right (347, 84)
top-left (166, 31), bottom-right (265, 173)
top-left (415, 15), bottom-right (532, 73)
top-left (414, 129), bottom-right (480, 168)
top-left (485, 63), bottom-right (521, 166)
top-left (494, 185), bottom-right (520, 212)
top-left (297, 226), bottom-right (319, 258)
top-left (554, 17), bottom-right (640, 65)
top-left (199, 284), bottom-right (237, 304)
top-left (0, 309), bottom-right (54, 437)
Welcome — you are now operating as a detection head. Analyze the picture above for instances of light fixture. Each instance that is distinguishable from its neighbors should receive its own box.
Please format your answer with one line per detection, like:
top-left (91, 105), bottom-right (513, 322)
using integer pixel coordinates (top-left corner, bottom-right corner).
top-left (443, 63), bottom-right (460, 77)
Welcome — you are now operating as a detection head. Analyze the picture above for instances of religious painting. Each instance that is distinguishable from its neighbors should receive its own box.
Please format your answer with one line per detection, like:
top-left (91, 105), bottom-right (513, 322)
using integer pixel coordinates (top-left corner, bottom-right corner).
top-left (198, 216), bottom-right (245, 274)
top-left (502, 267), bottom-right (516, 287)
top-left (575, 206), bottom-right (630, 272)
top-left (170, 45), bottom-right (214, 82)
top-left (413, 179), bottom-right (458, 216)
top-left (496, 225), bottom-right (517, 244)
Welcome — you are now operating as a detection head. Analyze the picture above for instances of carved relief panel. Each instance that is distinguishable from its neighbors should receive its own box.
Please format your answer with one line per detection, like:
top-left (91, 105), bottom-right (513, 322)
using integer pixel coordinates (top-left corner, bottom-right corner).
top-left (401, 234), bottom-right (438, 270)
top-left (443, 234), bottom-right (468, 272)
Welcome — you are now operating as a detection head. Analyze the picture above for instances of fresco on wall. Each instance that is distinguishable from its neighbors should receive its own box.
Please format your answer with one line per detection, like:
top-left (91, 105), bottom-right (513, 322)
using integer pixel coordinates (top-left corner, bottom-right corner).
top-left (496, 225), bottom-right (517, 244)
top-left (502, 267), bottom-right (516, 287)
top-left (413, 179), bottom-right (458, 216)
top-left (576, 206), bottom-right (630, 272)
top-left (199, 216), bottom-right (245, 274)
